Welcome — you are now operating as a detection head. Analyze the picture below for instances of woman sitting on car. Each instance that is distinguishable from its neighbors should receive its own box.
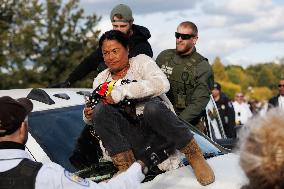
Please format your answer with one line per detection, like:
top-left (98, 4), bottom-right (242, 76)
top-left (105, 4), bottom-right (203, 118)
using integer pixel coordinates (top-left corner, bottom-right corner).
top-left (83, 30), bottom-right (215, 186)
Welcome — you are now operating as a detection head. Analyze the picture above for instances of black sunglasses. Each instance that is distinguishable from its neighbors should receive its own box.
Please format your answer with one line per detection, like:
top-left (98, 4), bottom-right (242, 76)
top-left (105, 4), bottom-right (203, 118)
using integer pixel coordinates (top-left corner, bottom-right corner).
top-left (278, 84), bottom-right (284, 87)
top-left (175, 32), bottom-right (195, 40)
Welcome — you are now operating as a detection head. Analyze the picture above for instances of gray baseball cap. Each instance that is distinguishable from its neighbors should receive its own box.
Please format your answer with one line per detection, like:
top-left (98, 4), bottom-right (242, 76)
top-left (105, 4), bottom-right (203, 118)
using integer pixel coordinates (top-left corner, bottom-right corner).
top-left (110, 4), bottom-right (133, 22)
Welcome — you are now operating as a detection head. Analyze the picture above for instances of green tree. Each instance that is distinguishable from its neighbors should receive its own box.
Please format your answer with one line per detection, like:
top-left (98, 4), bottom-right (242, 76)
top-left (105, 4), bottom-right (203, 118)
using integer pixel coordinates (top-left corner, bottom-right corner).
top-left (248, 87), bottom-right (273, 101)
top-left (218, 81), bottom-right (241, 100)
top-left (211, 56), bottom-right (228, 81)
top-left (257, 67), bottom-right (274, 88)
top-left (247, 63), bottom-right (284, 89)
top-left (0, 0), bottom-right (101, 89)
top-left (226, 65), bottom-right (254, 92)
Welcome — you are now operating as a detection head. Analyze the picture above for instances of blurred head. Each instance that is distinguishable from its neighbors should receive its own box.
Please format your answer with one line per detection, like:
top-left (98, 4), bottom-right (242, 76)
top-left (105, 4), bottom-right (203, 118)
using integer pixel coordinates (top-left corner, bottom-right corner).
top-left (278, 78), bottom-right (284, 96)
top-left (110, 4), bottom-right (134, 35)
top-left (212, 82), bottom-right (221, 99)
top-left (0, 96), bottom-right (33, 144)
top-left (235, 92), bottom-right (244, 104)
top-left (99, 30), bottom-right (129, 74)
top-left (239, 109), bottom-right (284, 189)
top-left (176, 21), bottom-right (198, 55)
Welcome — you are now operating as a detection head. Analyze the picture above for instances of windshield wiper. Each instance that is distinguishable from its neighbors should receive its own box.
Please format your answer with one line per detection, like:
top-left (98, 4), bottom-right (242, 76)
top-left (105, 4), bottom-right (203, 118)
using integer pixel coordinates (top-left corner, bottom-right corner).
top-left (203, 152), bottom-right (217, 159)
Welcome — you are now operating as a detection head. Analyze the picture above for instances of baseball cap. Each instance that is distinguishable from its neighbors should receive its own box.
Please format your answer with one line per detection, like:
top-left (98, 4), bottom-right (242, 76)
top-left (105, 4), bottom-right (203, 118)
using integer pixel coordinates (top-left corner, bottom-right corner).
top-left (110, 4), bottom-right (133, 22)
top-left (0, 96), bottom-right (33, 137)
top-left (213, 82), bottom-right (221, 91)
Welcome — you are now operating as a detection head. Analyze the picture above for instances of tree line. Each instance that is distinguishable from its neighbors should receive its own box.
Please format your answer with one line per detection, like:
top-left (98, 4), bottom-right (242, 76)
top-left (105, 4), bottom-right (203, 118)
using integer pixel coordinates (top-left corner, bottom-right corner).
top-left (0, 0), bottom-right (100, 89)
top-left (212, 57), bottom-right (284, 100)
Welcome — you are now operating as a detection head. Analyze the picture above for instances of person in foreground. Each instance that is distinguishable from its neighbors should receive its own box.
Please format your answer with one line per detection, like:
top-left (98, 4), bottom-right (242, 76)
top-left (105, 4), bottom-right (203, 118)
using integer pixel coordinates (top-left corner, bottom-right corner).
top-left (0, 96), bottom-right (145, 189)
top-left (83, 30), bottom-right (215, 186)
top-left (239, 108), bottom-right (284, 189)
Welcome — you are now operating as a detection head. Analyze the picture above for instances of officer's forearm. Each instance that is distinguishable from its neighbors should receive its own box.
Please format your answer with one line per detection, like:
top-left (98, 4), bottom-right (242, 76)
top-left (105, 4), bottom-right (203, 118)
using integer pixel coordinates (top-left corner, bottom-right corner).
top-left (179, 99), bottom-right (209, 123)
top-left (67, 49), bottom-right (103, 84)
top-left (67, 60), bottom-right (95, 84)
top-left (106, 162), bottom-right (144, 189)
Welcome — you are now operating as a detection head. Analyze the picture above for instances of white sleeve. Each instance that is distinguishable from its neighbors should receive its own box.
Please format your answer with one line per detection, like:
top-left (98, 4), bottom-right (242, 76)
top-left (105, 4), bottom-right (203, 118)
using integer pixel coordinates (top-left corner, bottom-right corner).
top-left (111, 55), bottom-right (170, 103)
top-left (92, 70), bottom-right (110, 89)
top-left (246, 104), bottom-right (253, 118)
top-left (36, 162), bottom-right (144, 189)
top-left (82, 108), bottom-right (93, 125)
top-left (82, 70), bottom-right (109, 125)
top-left (102, 162), bottom-right (145, 189)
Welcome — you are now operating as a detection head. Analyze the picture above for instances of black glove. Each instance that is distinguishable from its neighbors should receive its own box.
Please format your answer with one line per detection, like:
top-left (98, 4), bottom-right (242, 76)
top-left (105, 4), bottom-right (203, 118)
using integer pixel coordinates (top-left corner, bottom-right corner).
top-left (48, 80), bottom-right (71, 88)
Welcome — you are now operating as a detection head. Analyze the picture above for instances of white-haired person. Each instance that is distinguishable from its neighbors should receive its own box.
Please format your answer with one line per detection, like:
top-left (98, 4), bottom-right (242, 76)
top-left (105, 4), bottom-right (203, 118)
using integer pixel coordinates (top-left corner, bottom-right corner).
top-left (239, 108), bottom-right (284, 189)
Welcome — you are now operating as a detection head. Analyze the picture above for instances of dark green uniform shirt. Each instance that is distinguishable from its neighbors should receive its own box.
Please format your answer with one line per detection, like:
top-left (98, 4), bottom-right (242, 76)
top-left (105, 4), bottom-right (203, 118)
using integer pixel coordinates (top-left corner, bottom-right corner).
top-left (156, 48), bottom-right (214, 125)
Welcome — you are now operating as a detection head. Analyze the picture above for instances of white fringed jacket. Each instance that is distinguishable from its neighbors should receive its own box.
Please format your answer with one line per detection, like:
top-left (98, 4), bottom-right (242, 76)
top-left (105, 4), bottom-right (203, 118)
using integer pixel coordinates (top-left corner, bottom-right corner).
top-left (83, 54), bottom-right (174, 125)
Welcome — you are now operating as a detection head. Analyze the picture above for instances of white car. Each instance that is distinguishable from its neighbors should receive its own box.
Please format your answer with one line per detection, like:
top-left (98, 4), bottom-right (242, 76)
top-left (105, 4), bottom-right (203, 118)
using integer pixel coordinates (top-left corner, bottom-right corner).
top-left (0, 88), bottom-right (247, 189)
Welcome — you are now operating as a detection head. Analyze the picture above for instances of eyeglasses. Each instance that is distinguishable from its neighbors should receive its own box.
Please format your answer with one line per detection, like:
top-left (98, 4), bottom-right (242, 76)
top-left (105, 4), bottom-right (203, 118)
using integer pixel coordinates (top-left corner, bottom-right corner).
top-left (278, 84), bottom-right (284, 87)
top-left (175, 32), bottom-right (195, 40)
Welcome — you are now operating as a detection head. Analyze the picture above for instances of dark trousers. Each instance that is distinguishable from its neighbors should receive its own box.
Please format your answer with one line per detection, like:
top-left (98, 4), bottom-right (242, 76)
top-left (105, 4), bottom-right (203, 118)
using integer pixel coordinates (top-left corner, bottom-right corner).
top-left (92, 98), bottom-right (193, 157)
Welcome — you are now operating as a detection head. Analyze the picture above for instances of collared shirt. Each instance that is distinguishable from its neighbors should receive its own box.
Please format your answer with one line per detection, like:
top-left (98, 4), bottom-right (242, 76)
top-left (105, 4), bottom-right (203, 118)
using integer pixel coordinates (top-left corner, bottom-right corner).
top-left (232, 101), bottom-right (253, 125)
top-left (278, 95), bottom-right (284, 110)
top-left (0, 148), bottom-right (144, 189)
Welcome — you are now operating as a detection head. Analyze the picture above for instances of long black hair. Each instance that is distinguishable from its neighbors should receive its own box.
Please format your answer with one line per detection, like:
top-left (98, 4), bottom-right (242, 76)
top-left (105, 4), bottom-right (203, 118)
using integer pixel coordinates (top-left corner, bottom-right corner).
top-left (99, 30), bottom-right (129, 49)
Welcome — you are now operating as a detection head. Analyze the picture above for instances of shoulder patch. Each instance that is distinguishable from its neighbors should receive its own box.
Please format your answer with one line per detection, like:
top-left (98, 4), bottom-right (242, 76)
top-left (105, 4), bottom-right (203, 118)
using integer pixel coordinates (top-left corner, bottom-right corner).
top-left (161, 65), bottom-right (173, 76)
top-left (64, 169), bottom-right (90, 187)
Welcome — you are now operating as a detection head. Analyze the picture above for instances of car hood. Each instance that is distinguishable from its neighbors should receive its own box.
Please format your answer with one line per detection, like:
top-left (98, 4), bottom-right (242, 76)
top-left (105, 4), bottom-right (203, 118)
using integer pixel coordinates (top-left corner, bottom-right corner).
top-left (142, 153), bottom-right (247, 189)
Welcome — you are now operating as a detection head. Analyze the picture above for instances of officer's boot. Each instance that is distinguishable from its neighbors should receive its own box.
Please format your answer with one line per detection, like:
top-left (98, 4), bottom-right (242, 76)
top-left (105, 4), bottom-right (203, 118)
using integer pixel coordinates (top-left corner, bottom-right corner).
top-left (180, 139), bottom-right (215, 186)
top-left (111, 150), bottom-right (135, 175)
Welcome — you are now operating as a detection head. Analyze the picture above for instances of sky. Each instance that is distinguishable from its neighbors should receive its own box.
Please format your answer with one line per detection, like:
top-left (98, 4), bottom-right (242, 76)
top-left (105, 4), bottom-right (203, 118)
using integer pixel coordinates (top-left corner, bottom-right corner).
top-left (78, 0), bottom-right (284, 67)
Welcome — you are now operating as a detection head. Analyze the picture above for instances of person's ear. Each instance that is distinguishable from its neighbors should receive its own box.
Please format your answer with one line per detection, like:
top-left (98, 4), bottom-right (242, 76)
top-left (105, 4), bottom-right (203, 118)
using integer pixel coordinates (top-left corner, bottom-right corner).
top-left (193, 36), bottom-right (198, 45)
top-left (18, 122), bottom-right (28, 142)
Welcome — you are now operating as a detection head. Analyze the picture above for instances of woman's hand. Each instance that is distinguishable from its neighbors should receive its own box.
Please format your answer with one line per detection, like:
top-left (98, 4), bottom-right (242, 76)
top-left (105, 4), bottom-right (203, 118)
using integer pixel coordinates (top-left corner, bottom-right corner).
top-left (103, 94), bottom-right (115, 104)
top-left (84, 107), bottom-right (94, 120)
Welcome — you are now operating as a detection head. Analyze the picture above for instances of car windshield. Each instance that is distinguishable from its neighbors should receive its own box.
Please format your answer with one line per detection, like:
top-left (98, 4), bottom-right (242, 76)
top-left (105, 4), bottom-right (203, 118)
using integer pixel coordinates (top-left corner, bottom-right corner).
top-left (28, 105), bottom-right (225, 178)
top-left (28, 105), bottom-right (86, 172)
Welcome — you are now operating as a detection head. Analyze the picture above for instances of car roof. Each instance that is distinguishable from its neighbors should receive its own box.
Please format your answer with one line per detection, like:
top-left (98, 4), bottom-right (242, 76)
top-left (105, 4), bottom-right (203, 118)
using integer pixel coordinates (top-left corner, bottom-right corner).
top-left (142, 153), bottom-right (247, 189)
top-left (1, 88), bottom-right (247, 188)
top-left (0, 88), bottom-right (92, 112)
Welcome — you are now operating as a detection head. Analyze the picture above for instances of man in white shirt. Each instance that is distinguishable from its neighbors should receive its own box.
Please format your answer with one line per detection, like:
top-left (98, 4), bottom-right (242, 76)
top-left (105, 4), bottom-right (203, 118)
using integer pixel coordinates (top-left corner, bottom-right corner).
top-left (0, 96), bottom-right (145, 189)
top-left (232, 92), bottom-right (253, 125)
top-left (268, 78), bottom-right (284, 110)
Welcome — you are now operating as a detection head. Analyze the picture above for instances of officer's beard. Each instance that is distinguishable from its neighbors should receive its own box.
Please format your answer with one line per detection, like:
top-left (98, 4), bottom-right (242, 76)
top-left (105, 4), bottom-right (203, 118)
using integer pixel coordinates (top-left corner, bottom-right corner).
top-left (176, 42), bottom-right (194, 56)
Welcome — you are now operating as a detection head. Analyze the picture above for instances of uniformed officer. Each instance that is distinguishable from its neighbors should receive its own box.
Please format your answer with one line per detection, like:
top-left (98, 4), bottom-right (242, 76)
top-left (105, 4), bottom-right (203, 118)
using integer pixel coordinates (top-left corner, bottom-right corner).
top-left (0, 96), bottom-right (145, 189)
top-left (156, 21), bottom-right (214, 128)
top-left (211, 82), bottom-right (236, 138)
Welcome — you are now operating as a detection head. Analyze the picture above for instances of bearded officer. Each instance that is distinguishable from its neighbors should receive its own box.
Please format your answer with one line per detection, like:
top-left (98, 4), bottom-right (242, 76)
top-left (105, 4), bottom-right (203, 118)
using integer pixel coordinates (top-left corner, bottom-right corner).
top-left (0, 96), bottom-right (145, 189)
top-left (156, 21), bottom-right (214, 129)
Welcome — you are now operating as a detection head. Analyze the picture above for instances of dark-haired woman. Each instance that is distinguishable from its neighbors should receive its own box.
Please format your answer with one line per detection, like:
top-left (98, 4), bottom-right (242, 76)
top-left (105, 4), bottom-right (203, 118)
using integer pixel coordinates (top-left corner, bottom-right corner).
top-left (83, 30), bottom-right (215, 186)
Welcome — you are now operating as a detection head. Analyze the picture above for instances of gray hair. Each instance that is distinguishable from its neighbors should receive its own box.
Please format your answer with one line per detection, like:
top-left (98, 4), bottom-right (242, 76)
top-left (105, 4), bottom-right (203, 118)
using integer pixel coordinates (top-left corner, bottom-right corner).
top-left (239, 108), bottom-right (284, 189)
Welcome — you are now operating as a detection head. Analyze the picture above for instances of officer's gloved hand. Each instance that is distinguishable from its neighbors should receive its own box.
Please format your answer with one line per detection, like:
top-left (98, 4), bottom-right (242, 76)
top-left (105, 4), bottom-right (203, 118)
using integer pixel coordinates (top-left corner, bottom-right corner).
top-left (48, 80), bottom-right (71, 88)
top-left (138, 142), bottom-right (175, 174)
